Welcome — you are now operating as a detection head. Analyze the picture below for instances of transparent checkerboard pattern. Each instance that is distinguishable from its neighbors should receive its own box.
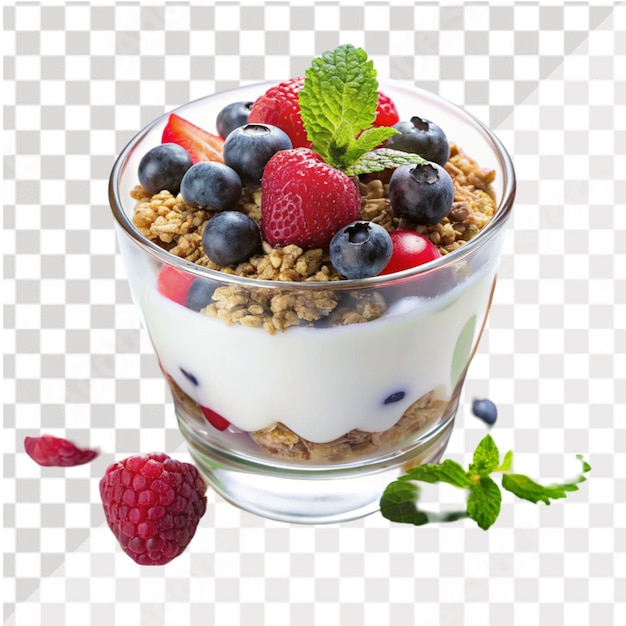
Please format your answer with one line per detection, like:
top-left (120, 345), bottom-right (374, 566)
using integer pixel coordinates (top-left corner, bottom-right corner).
top-left (3, 3), bottom-right (625, 625)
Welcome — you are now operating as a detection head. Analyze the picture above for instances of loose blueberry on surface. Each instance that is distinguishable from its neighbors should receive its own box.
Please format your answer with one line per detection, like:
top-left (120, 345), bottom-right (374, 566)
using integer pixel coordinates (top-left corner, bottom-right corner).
top-left (138, 143), bottom-right (193, 195)
top-left (223, 123), bottom-right (292, 188)
top-left (378, 230), bottom-right (440, 275)
top-left (180, 161), bottom-right (242, 211)
top-left (389, 162), bottom-right (455, 225)
top-left (471, 398), bottom-right (498, 425)
top-left (385, 116), bottom-right (450, 166)
top-left (180, 367), bottom-right (199, 386)
top-left (216, 101), bottom-right (253, 138)
top-left (202, 210), bottom-right (262, 267)
top-left (383, 391), bottom-right (406, 405)
top-left (329, 221), bottom-right (393, 279)
top-left (185, 279), bottom-right (216, 312)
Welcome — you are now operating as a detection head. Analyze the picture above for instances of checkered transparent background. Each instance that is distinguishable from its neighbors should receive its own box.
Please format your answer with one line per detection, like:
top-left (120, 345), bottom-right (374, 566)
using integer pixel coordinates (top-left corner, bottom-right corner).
top-left (3, 2), bottom-right (625, 625)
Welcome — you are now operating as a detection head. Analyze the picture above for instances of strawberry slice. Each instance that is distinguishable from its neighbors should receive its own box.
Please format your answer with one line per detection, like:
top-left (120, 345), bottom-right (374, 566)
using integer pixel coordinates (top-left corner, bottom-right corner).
top-left (156, 264), bottom-right (196, 306)
top-left (162, 113), bottom-right (225, 164)
top-left (200, 406), bottom-right (230, 431)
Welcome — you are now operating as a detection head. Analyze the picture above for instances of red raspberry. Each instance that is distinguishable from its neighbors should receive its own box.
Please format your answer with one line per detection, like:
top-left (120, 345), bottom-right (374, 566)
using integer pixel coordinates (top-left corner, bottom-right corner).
top-left (99, 452), bottom-right (207, 565)
top-left (261, 148), bottom-right (361, 250)
top-left (374, 91), bottom-right (400, 127)
top-left (248, 77), bottom-right (312, 149)
top-left (24, 434), bottom-right (99, 467)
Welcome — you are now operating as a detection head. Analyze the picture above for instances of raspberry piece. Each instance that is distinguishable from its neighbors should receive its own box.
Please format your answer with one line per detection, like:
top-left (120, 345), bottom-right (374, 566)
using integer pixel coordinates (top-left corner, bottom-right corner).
top-left (201, 406), bottom-right (230, 431)
top-left (374, 91), bottom-right (400, 127)
top-left (24, 435), bottom-right (99, 467)
top-left (261, 148), bottom-right (361, 250)
top-left (99, 452), bottom-right (207, 565)
top-left (248, 77), bottom-right (312, 149)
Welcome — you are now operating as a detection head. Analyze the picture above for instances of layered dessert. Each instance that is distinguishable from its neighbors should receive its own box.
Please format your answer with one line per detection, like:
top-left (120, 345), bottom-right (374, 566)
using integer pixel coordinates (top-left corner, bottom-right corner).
top-left (113, 45), bottom-right (506, 466)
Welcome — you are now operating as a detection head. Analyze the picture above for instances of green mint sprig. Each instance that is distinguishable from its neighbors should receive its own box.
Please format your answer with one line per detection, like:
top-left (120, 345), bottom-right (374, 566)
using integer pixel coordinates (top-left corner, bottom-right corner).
top-left (299, 44), bottom-right (399, 171)
top-left (380, 434), bottom-right (591, 530)
top-left (344, 148), bottom-right (426, 177)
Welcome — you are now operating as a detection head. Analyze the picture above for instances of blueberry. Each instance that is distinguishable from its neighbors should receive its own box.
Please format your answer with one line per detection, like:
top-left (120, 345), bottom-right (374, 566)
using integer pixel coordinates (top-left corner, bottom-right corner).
top-left (180, 367), bottom-right (199, 386)
top-left (471, 398), bottom-right (498, 425)
top-left (216, 101), bottom-right (253, 138)
top-left (138, 143), bottom-right (193, 195)
top-left (223, 124), bottom-right (292, 188)
top-left (384, 391), bottom-right (406, 405)
top-left (385, 116), bottom-right (450, 166)
top-left (202, 211), bottom-right (262, 267)
top-left (329, 221), bottom-right (393, 279)
top-left (186, 279), bottom-right (216, 312)
top-left (180, 162), bottom-right (242, 211)
top-left (389, 162), bottom-right (454, 225)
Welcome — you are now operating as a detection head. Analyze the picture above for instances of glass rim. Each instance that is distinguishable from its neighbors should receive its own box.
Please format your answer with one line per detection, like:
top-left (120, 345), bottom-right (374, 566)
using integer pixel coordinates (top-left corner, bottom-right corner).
top-left (109, 79), bottom-right (516, 291)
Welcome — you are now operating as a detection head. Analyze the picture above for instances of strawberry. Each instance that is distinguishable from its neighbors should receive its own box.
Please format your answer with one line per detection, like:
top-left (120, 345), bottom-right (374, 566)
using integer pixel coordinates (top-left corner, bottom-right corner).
top-left (156, 265), bottom-right (196, 306)
top-left (261, 148), bottom-right (361, 250)
top-left (374, 91), bottom-right (400, 127)
top-left (200, 406), bottom-right (230, 431)
top-left (162, 113), bottom-right (224, 164)
top-left (248, 78), bottom-right (312, 149)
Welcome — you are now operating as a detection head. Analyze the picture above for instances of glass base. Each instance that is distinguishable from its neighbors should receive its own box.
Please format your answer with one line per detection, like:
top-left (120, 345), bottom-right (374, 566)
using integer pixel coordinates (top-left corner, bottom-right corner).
top-left (181, 416), bottom-right (455, 524)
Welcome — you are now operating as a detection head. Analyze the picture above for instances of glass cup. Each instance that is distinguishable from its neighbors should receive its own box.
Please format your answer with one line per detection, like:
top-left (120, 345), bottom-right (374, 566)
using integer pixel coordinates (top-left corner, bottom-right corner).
top-left (109, 81), bottom-right (515, 523)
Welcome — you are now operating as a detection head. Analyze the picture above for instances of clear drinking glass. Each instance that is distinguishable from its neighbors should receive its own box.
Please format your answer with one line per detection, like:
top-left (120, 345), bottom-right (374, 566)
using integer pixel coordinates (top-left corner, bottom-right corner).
top-left (109, 81), bottom-right (515, 523)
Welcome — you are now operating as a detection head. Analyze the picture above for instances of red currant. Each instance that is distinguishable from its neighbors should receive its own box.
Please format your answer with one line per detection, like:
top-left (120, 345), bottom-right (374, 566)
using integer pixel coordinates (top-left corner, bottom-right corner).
top-left (379, 230), bottom-right (440, 275)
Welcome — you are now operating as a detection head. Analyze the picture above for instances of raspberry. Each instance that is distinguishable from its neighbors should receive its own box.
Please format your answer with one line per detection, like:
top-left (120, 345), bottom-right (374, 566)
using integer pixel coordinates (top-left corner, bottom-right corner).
top-left (24, 434), bottom-right (99, 467)
top-left (374, 91), bottom-right (400, 127)
top-left (99, 452), bottom-right (207, 565)
top-left (248, 77), bottom-right (312, 149)
top-left (261, 148), bottom-right (361, 250)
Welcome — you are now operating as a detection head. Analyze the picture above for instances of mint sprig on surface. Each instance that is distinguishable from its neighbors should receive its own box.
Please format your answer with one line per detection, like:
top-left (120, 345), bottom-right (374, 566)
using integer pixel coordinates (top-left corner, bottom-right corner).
top-left (299, 44), bottom-right (399, 171)
top-left (380, 434), bottom-right (591, 530)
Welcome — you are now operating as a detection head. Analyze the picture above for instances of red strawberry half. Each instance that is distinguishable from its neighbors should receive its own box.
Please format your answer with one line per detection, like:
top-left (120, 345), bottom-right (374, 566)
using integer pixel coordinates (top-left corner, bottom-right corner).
top-left (248, 77), bottom-right (312, 149)
top-left (261, 148), bottom-right (361, 250)
top-left (162, 113), bottom-right (224, 164)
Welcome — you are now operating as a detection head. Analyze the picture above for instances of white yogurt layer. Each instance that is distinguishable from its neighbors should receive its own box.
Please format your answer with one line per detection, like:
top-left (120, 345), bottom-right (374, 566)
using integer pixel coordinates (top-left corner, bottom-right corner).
top-left (140, 266), bottom-right (496, 443)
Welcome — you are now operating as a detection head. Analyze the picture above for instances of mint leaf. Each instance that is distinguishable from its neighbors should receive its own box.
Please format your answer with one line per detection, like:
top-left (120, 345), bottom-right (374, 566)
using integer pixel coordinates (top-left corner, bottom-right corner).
top-left (496, 450), bottom-right (514, 473)
top-left (469, 434), bottom-right (501, 477)
top-left (501, 455), bottom-right (591, 505)
top-left (467, 476), bottom-right (502, 530)
top-left (380, 480), bottom-right (468, 526)
top-left (344, 148), bottom-right (426, 177)
top-left (299, 44), bottom-right (398, 170)
top-left (399, 459), bottom-right (474, 489)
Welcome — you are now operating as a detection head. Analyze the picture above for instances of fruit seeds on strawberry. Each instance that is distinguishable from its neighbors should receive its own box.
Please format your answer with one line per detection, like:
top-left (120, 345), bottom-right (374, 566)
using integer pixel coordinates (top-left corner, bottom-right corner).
top-left (260, 148), bottom-right (361, 250)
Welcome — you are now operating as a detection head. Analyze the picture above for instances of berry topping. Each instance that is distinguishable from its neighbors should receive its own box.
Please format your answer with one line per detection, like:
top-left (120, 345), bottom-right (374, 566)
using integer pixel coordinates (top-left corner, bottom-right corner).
top-left (248, 77), bottom-right (312, 149)
top-left (329, 221), bottom-right (393, 279)
top-left (156, 265), bottom-right (195, 305)
top-left (202, 211), bottom-right (262, 267)
top-left (180, 162), bottom-right (242, 211)
top-left (379, 230), bottom-right (440, 275)
top-left (260, 148), bottom-right (361, 250)
top-left (383, 391), bottom-right (406, 405)
top-left (385, 116), bottom-right (450, 166)
top-left (24, 435), bottom-right (99, 467)
top-left (223, 123), bottom-right (292, 188)
top-left (185, 279), bottom-right (216, 312)
top-left (138, 143), bottom-right (193, 195)
top-left (161, 113), bottom-right (225, 164)
top-left (388, 162), bottom-right (455, 225)
top-left (200, 406), bottom-right (230, 431)
top-left (374, 91), bottom-right (400, 128)
top-left (471, 398), bottom-right (498, 425)
top-left (216, 100), bottom-right (253, 138)
top-left (99, 452), bottom-right (207, 565)
top-left (180, 367), bottom-right (199, 386)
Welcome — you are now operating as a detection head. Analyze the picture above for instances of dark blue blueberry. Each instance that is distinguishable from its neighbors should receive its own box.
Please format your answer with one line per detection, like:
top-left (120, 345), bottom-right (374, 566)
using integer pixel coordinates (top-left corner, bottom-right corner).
top-left (138, 143), bottom-right (193, 195)
top-left (202, 210), bottom-right (262, 267)
top-left (180, 367), bottom-right (199, 386)
top-left (186, 279), bottom-right (216, 312)
top-left (471, 398), bottom-right (498, 425)
top-left (223, 123), bottom-right (292, 188)
top-left (216, 101), bottom-right (253, 138)
top-left (384, 391), bottom-right (406, 405)
top-left (180, 161), bottom-right (242, 211)
top-left (385, 116), bottom-right (449, 166)
top-left (389, 162), bottom-right (454, 225)
top-left (329, 221), bottom-right (393, 279)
